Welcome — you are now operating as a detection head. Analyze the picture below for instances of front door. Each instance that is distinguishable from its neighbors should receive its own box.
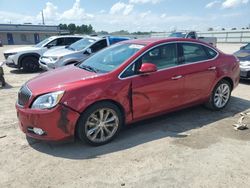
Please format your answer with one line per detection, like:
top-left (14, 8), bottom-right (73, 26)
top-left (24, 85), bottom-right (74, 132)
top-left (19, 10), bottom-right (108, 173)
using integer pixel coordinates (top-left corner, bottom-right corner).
top-left (130, 43), bottom-right (184, 119)
top-left (7, 33), bottom-right (14, 45)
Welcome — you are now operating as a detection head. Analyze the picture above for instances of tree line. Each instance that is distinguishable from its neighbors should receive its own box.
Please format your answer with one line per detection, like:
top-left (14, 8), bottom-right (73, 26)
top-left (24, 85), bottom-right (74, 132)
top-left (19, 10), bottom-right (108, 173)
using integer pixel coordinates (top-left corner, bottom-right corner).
top-left (59, 24), bottom-right (155, 35)
top-left (59, 23), bottom-right (94, 34)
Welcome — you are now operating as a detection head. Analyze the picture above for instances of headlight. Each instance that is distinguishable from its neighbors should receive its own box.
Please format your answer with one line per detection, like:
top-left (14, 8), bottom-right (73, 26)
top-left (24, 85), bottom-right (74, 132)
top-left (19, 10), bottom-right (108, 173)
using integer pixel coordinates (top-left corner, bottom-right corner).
top-left (49, 56), bottom-right (62, 62)
top-left (31, 91), bottom-right (64, 109)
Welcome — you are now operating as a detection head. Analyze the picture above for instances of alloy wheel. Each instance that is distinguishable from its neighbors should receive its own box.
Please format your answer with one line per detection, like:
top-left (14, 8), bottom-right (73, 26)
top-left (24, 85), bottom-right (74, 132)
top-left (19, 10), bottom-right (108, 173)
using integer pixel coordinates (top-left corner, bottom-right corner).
top-left (84, 108), bottom-right (119, 143)
top-left (214, 83), bottom-right (230, 108)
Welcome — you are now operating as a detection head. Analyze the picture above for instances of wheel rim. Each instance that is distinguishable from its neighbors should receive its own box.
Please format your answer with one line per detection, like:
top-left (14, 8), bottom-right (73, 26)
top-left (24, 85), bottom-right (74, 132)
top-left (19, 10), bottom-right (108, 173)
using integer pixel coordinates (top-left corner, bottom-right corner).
top-left (214, 83), bottom-right (230, 108)
top-left (85, 108), bottom-right (119, 143)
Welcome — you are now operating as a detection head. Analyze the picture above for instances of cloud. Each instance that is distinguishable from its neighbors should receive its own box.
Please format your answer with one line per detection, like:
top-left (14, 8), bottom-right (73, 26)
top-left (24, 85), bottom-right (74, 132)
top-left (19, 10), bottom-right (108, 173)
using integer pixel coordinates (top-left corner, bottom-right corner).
top-left (140, 11), bottom-right (151, 18)
top-left (160, 13), bottom-right (166, 18)
top-left (0, 11), bottom-right (35, 24)
top-left (129, 0), bottom-right (161, 4)
top-left (222, 0), bottom-right (249, 8)
top-left (110, 2), bottom-right (134, 15)
top-left (60, 0), bottom-right (94, 21)
top-left (205, 1), bottom-right (221, 8)
top-left (42, 2), bottom-right (59, 20)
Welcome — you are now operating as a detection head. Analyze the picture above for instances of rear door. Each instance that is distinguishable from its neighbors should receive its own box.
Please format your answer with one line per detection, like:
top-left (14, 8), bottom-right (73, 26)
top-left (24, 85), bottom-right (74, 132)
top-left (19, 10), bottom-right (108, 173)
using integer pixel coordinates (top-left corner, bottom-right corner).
top-left (178, 42), bottom-right (218, 104)
top-left (121, 43), bottom-right (184, 119)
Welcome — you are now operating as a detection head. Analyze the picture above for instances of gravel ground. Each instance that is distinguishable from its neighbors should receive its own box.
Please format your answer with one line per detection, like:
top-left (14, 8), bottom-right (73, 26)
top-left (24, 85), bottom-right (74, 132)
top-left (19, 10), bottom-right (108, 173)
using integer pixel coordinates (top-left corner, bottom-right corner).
top-left (0, 43), bottom-right (249, 188)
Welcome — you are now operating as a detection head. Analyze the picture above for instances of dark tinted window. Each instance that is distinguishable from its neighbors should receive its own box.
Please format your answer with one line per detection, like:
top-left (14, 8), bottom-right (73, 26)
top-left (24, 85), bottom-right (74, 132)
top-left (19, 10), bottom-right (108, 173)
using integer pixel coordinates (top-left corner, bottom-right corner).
top-left (180, 43), bottom-right (209, 63)
top-left (56, 38), bottom-right (65, 46)
top-left (140, 43), bottom-right (178, 70)
top-left (47, 38), bottom-right (65, 46)
top-left (121, 63), bottom-right (136, 78)
top-left (64, 37), bottom-right (81, 45)
top-left (91, 39), bottom-right (108, 53)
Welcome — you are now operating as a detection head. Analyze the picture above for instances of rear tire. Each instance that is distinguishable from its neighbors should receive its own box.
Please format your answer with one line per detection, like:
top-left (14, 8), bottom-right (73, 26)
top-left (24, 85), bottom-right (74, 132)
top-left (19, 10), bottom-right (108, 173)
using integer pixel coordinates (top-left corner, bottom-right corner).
top-left (205, 79), bottom-right (232, 110)
top-left (21, 56), bottom-right (40, 72)
top-left (77, 102), bottom-right (123, 146)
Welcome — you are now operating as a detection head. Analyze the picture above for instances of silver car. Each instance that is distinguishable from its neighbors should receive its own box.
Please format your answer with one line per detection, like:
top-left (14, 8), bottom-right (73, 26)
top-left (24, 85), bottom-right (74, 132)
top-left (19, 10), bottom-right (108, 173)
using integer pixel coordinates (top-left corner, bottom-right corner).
top-left (39, 36), bottom-right (130, 70)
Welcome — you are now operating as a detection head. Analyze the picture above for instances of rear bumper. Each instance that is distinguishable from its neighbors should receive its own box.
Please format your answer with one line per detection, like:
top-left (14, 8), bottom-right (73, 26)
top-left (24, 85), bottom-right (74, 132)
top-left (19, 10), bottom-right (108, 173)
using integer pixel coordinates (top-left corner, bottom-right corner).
top-left (16, 104), bottom-right (80, 141)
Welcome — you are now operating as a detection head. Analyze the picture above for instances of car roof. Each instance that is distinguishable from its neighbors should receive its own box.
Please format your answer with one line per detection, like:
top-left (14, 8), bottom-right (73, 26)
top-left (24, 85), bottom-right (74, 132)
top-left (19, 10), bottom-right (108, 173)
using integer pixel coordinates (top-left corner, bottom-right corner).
top-left (121, 37), bottom-right (206, 46)
top-left (49, 35), bottom-right (85, 39)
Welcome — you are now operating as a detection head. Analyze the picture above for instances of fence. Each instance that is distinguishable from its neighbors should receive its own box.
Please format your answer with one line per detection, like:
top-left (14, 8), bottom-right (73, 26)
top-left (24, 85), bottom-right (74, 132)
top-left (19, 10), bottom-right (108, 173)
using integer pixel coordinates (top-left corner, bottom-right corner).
top-left (151, 30), bottom-right (250, 43)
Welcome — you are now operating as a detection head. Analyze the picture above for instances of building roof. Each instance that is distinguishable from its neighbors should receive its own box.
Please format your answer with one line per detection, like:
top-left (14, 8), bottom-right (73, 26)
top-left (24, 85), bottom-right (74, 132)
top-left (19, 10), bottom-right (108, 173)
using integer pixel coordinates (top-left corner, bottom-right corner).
top-left (0, 24), bottom-right (62, 33)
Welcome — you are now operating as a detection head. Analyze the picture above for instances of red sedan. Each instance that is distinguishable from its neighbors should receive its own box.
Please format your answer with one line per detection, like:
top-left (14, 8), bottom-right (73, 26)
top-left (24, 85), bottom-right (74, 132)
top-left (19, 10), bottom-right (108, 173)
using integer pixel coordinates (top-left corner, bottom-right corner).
top-left (16, 38), bottom-right (240, 145)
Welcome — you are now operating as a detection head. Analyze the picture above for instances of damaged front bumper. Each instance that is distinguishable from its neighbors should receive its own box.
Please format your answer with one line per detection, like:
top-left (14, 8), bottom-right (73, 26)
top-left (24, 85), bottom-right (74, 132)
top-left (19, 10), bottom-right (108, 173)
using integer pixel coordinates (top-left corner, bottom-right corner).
top-left (16, 104), bottom-right (80, 141)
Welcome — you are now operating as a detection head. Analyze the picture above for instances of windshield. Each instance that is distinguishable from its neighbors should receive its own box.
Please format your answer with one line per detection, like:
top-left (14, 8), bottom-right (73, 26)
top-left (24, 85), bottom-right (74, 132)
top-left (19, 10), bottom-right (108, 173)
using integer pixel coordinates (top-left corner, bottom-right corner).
top-left (35, 38), bottom-right (52, 47)
top-left (69, 38), bottom-right (96, 51)
top-left (169, 32), bottom-right (186, 38)
top-left (78, 43), bottom-right (145, 73)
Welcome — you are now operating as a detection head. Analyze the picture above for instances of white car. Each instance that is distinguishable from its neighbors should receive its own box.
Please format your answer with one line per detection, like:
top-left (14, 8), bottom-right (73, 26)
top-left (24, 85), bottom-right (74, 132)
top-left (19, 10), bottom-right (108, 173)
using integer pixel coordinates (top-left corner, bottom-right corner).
top-left (4, 35), bottom-right (83, 72)
top-left (39, 36), bottom-right (130, 70)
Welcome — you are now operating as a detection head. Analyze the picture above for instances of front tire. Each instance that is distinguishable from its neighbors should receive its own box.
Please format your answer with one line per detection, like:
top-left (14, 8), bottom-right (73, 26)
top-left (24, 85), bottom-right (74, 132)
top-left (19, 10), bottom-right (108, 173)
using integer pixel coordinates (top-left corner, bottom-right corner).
top-left (205, 80), bottom-right (231, 110)
top-left (77, 102), bottom-right (123, 146)
top-left (21, 56), bottom-right (40, 72)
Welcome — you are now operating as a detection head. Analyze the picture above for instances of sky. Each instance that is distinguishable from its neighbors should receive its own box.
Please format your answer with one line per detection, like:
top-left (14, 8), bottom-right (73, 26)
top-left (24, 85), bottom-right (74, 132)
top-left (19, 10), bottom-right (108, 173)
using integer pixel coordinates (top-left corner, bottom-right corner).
top-left (0, 0), bottom-right (249, 32)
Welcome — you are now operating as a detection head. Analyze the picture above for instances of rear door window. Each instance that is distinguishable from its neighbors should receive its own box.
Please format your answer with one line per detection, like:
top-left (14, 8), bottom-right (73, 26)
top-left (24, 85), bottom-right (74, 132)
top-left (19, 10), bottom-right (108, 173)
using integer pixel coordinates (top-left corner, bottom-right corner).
top-left (179, 43), bottom-right (209, 64)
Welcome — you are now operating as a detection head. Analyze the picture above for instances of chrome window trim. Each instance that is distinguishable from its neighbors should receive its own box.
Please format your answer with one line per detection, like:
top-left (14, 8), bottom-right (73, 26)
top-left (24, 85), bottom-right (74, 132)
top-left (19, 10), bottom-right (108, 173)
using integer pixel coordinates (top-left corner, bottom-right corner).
top-left (118, 41), bottom-right (219, 80)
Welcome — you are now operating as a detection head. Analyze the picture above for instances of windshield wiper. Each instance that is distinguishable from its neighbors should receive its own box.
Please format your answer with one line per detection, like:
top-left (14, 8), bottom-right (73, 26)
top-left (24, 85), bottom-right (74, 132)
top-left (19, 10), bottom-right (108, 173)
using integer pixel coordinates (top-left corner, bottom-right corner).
top-left (79, 65), bottom-right (99, 73)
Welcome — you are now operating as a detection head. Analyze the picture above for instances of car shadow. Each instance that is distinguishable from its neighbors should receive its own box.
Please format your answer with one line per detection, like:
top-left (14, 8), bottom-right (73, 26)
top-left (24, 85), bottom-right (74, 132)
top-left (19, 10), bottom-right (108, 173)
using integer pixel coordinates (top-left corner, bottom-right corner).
top-left (10, 69), bottom-right (44, 74)
top-left (28, 96), bottom-right (250, 160)
top-left (240, 79), bottom-right (250, 85)
top-left (0, 82), bottom-right (13, 89)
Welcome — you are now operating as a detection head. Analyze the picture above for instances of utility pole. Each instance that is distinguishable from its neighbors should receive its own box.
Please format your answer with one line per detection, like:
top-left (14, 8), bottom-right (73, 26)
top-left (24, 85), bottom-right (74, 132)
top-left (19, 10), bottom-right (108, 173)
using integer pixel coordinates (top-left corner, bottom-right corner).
top-left (41, 10), bottom-right (45, 25)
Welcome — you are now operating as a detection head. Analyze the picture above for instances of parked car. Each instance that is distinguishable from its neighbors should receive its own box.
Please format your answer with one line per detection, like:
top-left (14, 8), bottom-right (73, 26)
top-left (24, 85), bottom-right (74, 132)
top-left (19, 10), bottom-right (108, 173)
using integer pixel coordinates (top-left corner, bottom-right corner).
top-left (234, 43), bottom-right (250, 79)
top-left (169, 31), bottom-right (217, 47)
top-left (16, 38), bottom-right (240, 145)
top-left (4, 35), bottom-right (84, 72)
top-left (39, 36), bottom-right (130, 70)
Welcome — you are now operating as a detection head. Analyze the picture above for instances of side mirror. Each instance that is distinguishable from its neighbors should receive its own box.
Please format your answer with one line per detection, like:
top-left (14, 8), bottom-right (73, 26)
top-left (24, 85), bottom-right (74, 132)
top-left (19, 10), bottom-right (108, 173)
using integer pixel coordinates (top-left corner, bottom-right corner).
top-left (139, 63), bottom-right (157, 74)
top-left (84, 48), bottom-right (92, 55)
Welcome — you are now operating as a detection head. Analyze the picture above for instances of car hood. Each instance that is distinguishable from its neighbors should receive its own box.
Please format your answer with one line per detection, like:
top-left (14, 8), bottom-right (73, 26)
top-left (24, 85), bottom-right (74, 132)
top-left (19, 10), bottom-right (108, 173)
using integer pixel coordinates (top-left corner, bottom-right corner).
top-left (43, 47), bottom-right (78, 57)
top-left (234, 50), bottom-right (250, 58)
top-left (27, 65), bottom-right (102, 95)
top-left (4, 46), bottom-right (41, 53)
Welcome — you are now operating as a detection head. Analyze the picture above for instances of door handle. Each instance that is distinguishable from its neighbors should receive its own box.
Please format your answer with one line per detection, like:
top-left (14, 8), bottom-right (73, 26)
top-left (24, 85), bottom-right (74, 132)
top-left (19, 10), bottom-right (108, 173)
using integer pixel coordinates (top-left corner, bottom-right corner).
top-left (208, 66), bottom-right (216, 70)
top-left (171, 75), bottom-right (183, 80)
